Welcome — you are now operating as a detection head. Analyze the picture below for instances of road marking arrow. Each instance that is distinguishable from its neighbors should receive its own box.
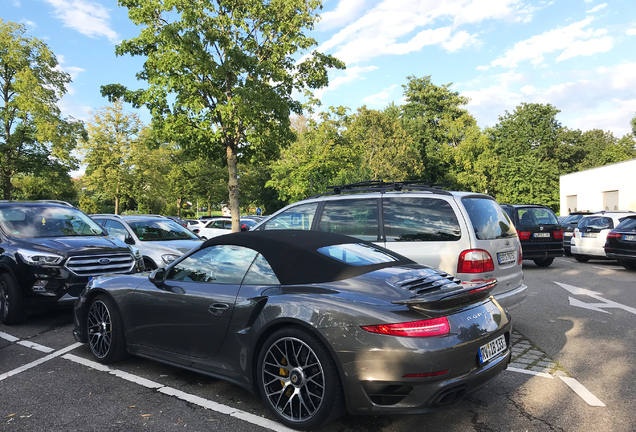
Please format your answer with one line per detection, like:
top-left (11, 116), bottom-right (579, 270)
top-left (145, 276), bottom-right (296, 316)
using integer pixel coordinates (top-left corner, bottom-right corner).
top-left (555, 281), bottom-right (636, 316)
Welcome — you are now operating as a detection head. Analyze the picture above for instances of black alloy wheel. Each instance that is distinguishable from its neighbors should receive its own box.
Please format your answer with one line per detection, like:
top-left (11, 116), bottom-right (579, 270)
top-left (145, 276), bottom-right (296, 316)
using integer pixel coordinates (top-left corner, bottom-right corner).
top-left (0, 273), bottom-right (27, 325)
top-left (87, 295), bottom-right (128, 363)
top-left (574, 255), bottom-right (590, 263)
top-left (534, 258), bottom-right (554, 267)
top-left (257, 327), bottom-right (344, 430)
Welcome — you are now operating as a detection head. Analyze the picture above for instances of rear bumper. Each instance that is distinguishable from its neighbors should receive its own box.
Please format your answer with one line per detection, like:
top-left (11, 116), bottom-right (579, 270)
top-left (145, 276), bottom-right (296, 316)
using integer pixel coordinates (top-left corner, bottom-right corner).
top-left (493, 283), bottom-right (527, 311)
top-left (605, 250), bottom-right (636, 261)
top-left (522, 249), bottom-right (563, 260)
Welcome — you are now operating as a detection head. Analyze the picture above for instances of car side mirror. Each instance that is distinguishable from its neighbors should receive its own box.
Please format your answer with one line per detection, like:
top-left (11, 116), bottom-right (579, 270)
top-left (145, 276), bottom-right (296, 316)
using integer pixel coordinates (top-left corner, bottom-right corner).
top-left (241, 224), bottom-right (248, 232)
top-left (149, 268), bottom-right (166, 286)
top-left (124, 237), bottom-right (135, 245)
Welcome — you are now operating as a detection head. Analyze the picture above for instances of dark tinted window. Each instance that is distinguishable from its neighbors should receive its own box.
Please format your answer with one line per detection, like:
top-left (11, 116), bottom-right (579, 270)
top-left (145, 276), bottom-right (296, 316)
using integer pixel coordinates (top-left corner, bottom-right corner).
top-left (0, 206), bottom-right (104, 238)
top-left (462, 198), bottom-right (516, 240)
top-left (167, 245), bottom-right (257, 284)
top-left (127, 219), bottom-right (199, 240)
top-left (264, 203), bottom-right (318, 230)
top-left (578, 216), bottom-right (613, 230)
top-left (318, 199), bottom-right (379, 241)
top-left (562, 214), bottom-right (586, 224)
top-left (615, 217), bottom-right (636, 232)
top-left (242, 254), bottom-right (280, 285)
top-left (383, 197), bottom-right (461, 242)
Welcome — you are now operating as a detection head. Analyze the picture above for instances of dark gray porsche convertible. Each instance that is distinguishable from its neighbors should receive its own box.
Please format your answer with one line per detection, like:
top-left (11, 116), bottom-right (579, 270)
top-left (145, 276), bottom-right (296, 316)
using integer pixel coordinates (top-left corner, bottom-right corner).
top-left (73, 230), bottom-right (512, 430)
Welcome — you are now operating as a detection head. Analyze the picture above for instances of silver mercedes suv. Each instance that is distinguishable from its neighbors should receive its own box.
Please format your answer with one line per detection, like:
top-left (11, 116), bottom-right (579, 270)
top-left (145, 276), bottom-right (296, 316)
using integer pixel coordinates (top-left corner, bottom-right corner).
top-left (253, 182), bottom-right (527, 310)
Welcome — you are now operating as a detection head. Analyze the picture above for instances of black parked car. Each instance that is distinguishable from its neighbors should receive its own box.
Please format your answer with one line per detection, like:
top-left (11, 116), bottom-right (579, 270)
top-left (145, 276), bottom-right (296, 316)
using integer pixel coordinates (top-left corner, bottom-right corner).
top-left (501, 204), bottom-right (563, 267)
top-left (604, 215), bottom-right (636, 270)
top-left (0, 202), bottom-right (144, 325)
top-left (560, 211), bottom-right (597, 255)
top-left (73, 230), bottom-right (512, 430)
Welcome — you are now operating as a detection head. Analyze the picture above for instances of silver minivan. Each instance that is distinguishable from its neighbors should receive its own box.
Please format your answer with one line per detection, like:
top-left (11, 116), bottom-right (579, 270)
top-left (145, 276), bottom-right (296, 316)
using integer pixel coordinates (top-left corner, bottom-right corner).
top-left (253, 187), bottom-right (527, 310)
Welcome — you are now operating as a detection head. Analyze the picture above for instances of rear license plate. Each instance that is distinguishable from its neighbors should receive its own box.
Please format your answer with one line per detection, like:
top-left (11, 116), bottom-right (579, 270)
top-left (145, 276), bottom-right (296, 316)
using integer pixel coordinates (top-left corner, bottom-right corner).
top-left (564, 232), bottom-right (573, 237)
top-left (582, 232), bottom-right (597, 238)
top-left (497, 251), bottom-right (515, 264)
top-left (534, 233), bottom-right (550, 238)
top-left (479, 335), bottom-right (507, 364)
top-left (625, 235), bottom-right (636, 241)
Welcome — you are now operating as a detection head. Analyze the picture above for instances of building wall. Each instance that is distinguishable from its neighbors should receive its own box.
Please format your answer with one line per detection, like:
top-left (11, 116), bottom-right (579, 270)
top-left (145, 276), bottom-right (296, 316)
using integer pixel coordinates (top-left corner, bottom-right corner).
top-left (560, 158), bottom-right (636, 215)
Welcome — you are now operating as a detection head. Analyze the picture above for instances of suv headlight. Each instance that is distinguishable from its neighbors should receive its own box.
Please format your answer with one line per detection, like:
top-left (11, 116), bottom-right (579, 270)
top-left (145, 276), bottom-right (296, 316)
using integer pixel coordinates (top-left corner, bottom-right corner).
top-left (162, 254), bottom-right (180, 264)
top-left (17, 249), bottom-right (64, 266)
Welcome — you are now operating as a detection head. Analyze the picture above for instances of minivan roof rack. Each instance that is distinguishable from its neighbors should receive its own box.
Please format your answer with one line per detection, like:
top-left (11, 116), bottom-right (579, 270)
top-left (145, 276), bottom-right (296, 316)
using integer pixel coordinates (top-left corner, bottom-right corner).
top-left (308, 180), bottom-right (453, 198)
top-left (90, 214), bottom-right (123, 219)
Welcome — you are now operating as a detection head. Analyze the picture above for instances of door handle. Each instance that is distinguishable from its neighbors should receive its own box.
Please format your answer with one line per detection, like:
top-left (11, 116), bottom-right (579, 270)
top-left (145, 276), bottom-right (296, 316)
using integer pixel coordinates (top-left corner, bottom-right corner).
top-left (209, 303), bottom-right (230, 315)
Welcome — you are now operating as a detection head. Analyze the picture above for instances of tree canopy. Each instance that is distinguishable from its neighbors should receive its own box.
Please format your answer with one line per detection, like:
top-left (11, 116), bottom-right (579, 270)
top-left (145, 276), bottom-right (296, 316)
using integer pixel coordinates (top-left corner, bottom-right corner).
top-left (101, 0), bottom-right (344, 230)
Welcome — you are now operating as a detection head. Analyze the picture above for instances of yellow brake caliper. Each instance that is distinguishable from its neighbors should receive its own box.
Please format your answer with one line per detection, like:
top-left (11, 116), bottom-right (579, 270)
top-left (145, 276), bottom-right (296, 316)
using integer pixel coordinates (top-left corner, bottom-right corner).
top-left (280, 356), bottom-right (288, 389)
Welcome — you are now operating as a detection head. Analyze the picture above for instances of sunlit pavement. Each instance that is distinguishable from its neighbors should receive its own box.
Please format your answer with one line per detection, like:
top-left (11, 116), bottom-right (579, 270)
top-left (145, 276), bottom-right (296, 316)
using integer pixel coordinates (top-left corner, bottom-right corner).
top-left (1, 256), bottom-right (635, 431)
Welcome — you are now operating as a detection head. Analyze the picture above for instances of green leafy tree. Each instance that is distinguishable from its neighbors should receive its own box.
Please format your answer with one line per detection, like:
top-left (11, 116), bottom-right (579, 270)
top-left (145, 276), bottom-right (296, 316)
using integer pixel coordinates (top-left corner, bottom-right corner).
top-left (0, 19), bottom-right (85, 199)
top-left (631, 113), bottom-right (636, 137)
top-left (400, 75), bottom-right (474, 183)
top-left (102, 0), bottom-right (344, 231)
top-left (80, 100), bottom-right (142, 214)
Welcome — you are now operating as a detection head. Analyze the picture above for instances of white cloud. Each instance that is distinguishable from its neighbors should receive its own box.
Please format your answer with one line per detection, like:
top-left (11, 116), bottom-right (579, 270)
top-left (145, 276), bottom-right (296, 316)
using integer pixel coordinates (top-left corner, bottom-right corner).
top-left (627, 29), bottom-right (636, 36)
top-left (586, 3), bottom-right (607, 14)
top-left (491, 17), bottom-right (613, 68)
top-left (556, 36), bottom-right (613, 62)
top-left (57, 97), bottom-right (92, 121)
top-left (361, 84), bottom-right (398, 106)
top-left (44, 0), bottom-right (119, 43)
top-left (55, 55), bottom-right (86, 95)
top-left (318, 0), bottom-right (369, 31)
top-left (461, 62), bottom-right (636, 136)
top-left (315, 65), bottom-right (378, 99)
top-left (476, 65), bottom-right (490, 71)
top-left (20, 19), bottom-right (37, 28)
top-left (12, 0), bottom-right (21, 6)
top-left (316, 0), bottom-right (530, 66)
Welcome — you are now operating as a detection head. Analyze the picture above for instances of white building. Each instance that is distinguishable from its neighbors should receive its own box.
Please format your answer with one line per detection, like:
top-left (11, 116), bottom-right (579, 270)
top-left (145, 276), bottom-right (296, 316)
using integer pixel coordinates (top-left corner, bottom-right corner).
top-left (560, 158), bottom-right (636, 215)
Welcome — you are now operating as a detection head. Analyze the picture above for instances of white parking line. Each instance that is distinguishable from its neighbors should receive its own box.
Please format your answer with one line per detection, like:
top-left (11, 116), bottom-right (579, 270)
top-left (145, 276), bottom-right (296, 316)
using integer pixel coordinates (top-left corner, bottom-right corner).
top-left (63, 354), bottom-right (296, 432)
top-left (0, 342), bottom-right (81, 382)
top-left (560, 377), bottom-right (606, 407)
top-left (0, 331), bottom-right (20, 342)
top-left (593, 266), bottom-right (624, 271)
top-left (16, 340), bottom-right (55, 353)
top-left (507, 367), bottom-right (553, 379)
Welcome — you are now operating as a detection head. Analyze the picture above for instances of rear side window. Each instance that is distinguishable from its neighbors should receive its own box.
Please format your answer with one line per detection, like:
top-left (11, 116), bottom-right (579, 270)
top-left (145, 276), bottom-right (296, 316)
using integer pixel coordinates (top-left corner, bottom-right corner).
top-left (462, 198), bottom-right (516, 240)
top-left (562, 214), bottom-right (585, 224)
top-left (318, 199), bottom-right (379, 241)
top-left (615, 217), bottom-right (636, 232)
top-left (263, 203), bottom-right (318, 230)
top-left (317, 243), bottom-right (401, 266)
top-left (383, 197), bottom-right (461, 242)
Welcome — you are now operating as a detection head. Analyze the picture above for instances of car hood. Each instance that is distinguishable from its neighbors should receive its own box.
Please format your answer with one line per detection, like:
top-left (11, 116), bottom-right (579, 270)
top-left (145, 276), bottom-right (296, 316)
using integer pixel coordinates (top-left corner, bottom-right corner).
top-left (15, 235), bottom-right (129, 256)
top-left (138, 239), bottom-right (202, 254)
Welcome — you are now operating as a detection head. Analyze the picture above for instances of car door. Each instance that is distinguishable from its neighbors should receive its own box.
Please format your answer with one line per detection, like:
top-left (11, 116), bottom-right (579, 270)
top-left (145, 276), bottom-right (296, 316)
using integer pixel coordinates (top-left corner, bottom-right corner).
top-left (127, 245), bottom-right (258, 359)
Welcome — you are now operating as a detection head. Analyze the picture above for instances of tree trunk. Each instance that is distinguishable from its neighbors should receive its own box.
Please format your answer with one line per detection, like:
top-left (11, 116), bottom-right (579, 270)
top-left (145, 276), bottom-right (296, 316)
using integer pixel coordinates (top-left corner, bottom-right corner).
top-left (177, 198), bottom-right (182, 217)
top-left (227, 144), bottom-right (240, 232)
top-left (207, 199), bottom-right (211, 217)
top-left (115, 196), bottom-right (120, 215)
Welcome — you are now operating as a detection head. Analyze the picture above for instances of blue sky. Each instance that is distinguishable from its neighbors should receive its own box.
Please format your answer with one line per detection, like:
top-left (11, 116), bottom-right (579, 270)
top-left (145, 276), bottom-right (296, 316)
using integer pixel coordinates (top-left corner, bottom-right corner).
top-left (4, 0), bottom-right (636, 137)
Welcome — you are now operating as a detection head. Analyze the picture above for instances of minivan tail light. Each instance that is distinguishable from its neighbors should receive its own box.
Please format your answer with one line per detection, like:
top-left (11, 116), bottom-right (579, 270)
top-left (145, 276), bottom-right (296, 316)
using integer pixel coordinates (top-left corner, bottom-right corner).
top-left (517, 231), bottom-right (531, 240)
top-left (518, 244), bottom-right (523, 265)
top-left (457, 250), bottom-right (495, 273)
top-left (361, 317), bottom-right (450, 338)
top-left (607, 232), bottom-right (621, 239)
top-left (553, 229), bottom-right (564, 239)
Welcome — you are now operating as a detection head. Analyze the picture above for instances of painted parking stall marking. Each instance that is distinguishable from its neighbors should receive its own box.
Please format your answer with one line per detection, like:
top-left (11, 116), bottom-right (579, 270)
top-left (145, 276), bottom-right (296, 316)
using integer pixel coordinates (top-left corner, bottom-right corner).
top-left (0, 342), bottom-right (82, 382)
top-left (560, 377), bottom-right (606, 407)
top-left (555, 281), bottom-right (636, 315)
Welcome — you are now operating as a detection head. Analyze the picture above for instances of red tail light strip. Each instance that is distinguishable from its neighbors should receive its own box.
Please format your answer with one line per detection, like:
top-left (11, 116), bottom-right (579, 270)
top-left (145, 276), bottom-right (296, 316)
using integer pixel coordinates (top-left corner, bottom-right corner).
top-left (361, 317), bottom-right (450, 337)
top-left (403, 370), bottom-right (450, 378)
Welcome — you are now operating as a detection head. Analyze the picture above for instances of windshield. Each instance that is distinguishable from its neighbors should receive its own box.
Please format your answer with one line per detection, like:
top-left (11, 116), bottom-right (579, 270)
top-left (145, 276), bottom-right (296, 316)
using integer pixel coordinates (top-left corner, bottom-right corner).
top-left (127, 219), bottom-right (199, 241)
top-left (0, 205), bottom-right (104, 238)
top-left (462, 197), bottom-right (516, 240)
top-left (517, 207), bottom-right (559, 226)
top-left (615, 217), bottom-right (636, 232)
top-left (562, 214), bottom-right (586, 224)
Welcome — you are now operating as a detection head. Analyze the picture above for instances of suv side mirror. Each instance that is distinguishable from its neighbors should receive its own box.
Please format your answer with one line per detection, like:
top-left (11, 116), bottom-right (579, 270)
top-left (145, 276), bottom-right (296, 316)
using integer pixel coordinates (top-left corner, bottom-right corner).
top-left (149, 268), bottom-right (166, 286)
top-left (124, 237), bottom-right (135, 245)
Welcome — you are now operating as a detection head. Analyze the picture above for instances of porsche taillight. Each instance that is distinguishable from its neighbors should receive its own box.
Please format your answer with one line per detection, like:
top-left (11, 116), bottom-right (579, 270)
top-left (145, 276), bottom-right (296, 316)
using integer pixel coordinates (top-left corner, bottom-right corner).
top-left (361, 317), bottom-right (450, 338)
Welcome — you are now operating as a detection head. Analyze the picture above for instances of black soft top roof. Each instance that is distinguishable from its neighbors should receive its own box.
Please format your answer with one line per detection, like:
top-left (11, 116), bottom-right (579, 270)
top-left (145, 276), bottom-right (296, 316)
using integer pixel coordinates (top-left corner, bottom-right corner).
top-left (201, 230), bottom-right (414, 285)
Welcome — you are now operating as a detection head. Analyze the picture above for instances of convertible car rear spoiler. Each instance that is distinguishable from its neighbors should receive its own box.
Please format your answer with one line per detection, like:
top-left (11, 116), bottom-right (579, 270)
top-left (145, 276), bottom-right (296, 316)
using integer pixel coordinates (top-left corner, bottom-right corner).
top-left (391, 279), bottom-right (498, 311)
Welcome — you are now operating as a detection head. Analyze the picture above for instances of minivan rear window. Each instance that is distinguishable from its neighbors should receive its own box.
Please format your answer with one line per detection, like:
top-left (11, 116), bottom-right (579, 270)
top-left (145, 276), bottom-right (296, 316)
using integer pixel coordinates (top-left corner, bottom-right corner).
top-left (383, 197), bottom-right (461, 242)
top-left (462, 197), bottom-right (516, 240)
top-left (318, 199), bottom-right (379, 241)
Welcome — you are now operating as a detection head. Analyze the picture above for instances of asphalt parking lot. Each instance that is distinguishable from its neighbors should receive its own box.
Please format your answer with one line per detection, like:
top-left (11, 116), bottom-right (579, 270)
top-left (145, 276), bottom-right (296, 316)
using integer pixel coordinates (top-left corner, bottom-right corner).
top-left (1, 255), bottom-right (635, 432)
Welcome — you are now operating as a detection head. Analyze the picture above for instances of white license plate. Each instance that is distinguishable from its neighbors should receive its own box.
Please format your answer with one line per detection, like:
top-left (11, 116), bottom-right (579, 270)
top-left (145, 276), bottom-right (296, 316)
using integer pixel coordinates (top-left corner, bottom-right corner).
top-left (497, 251), bottom-right (515, 264)
top-left (625, 235), bottom-right (636, 241)
top-left (534, 233), bottom-right (550, 238)
top-left (582, 232), bottom-right (597, 238)
top-left (479, 335), bottom-right (507, 364)
top-left (564, 232), bottom-right (573, 237)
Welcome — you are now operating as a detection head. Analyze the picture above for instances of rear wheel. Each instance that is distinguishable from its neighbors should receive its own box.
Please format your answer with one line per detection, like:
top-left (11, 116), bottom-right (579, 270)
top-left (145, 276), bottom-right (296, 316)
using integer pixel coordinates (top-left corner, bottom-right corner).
top-left (257, 327), bottom-right (344, 430)
top-left (618, 260), bottom-right (636, 270)
top-left (533, 258), bottom-right (554, 267)
top-left (87, 295), bottom-right (128, 364)
top-left (574, 254), bottom-right (590, 263)
top-left (0, 273), bottom-right (27, 325)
